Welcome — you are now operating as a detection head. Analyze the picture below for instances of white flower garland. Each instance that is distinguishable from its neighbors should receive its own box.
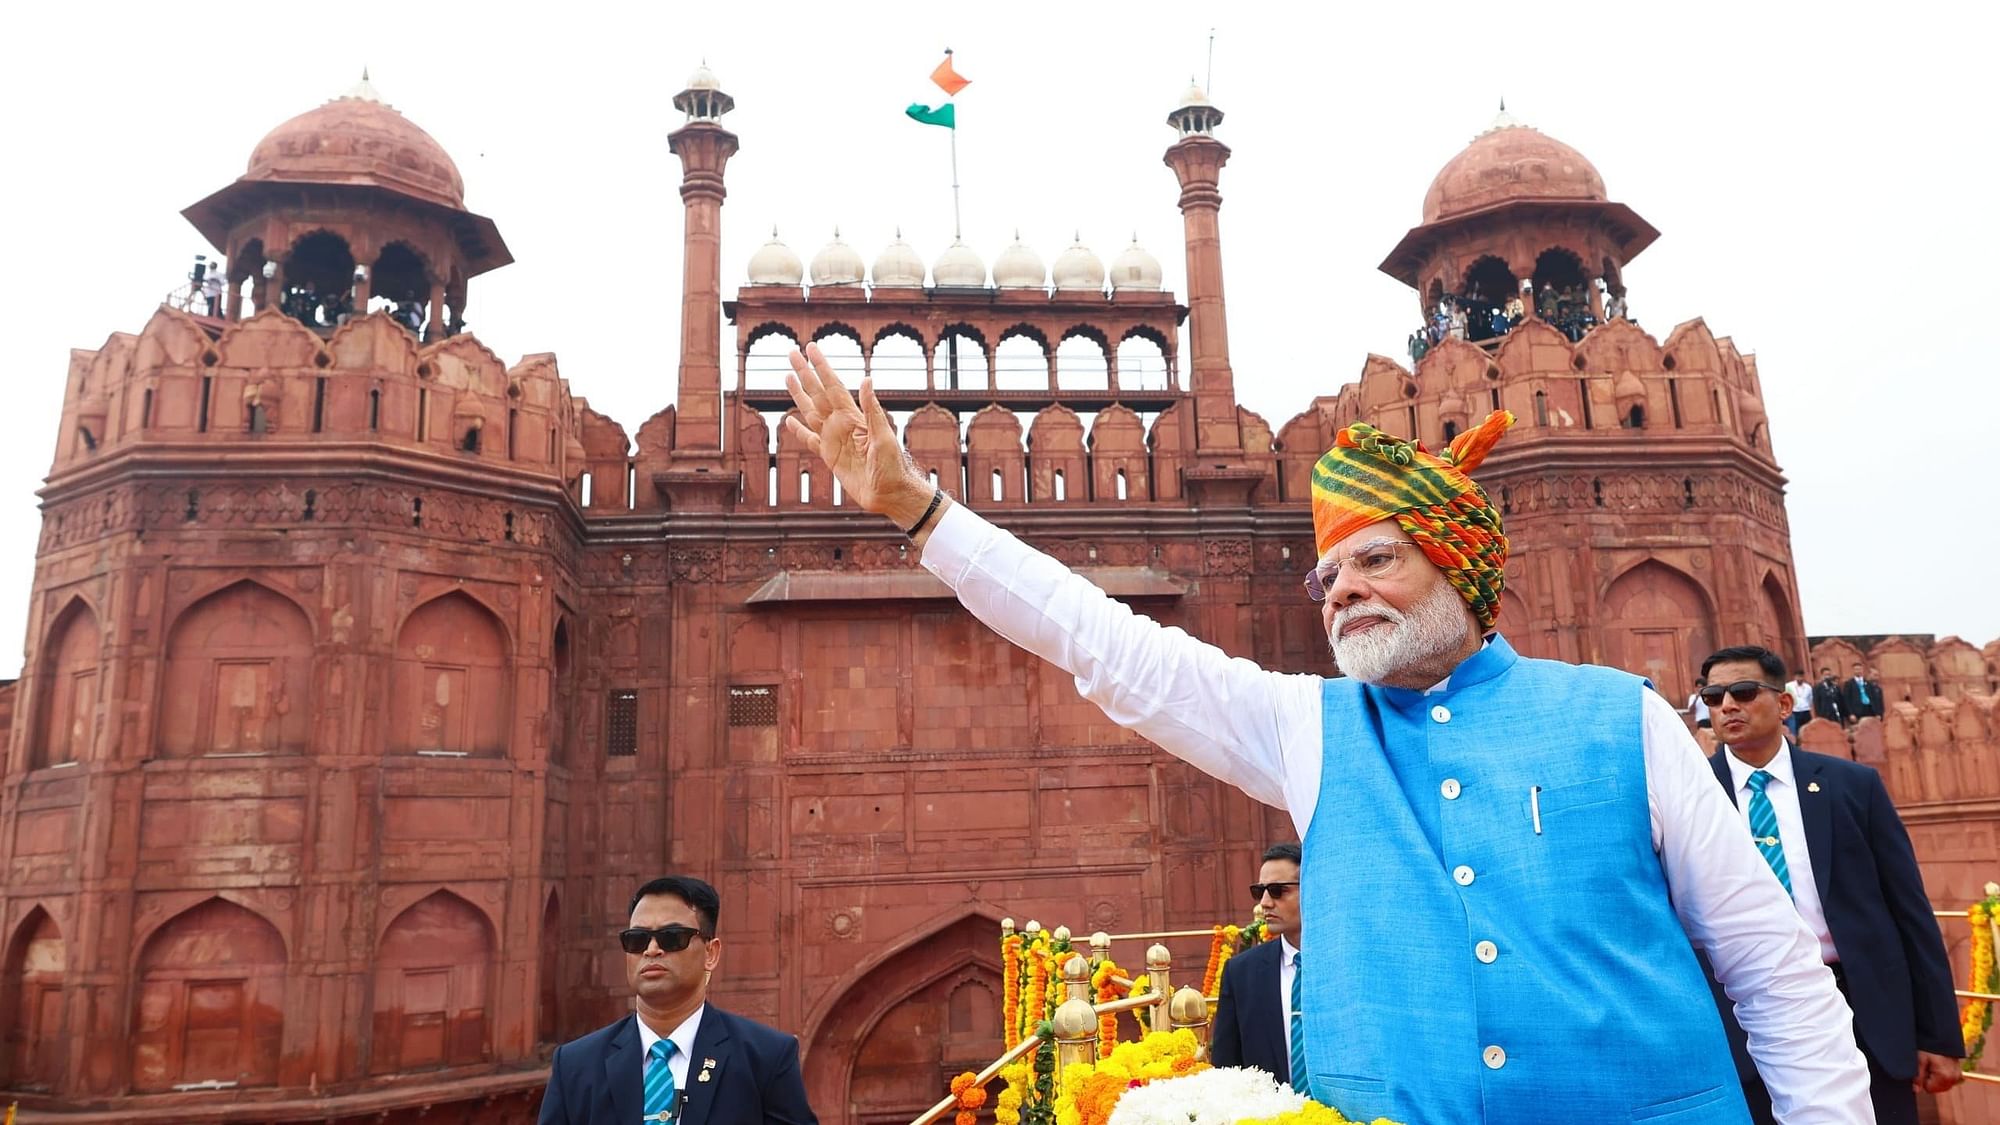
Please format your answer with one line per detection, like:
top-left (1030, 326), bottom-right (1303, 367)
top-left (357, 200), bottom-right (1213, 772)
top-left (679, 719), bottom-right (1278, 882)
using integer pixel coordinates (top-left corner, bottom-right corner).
top-left (1106, 1067), bottom-right (1309, 1125)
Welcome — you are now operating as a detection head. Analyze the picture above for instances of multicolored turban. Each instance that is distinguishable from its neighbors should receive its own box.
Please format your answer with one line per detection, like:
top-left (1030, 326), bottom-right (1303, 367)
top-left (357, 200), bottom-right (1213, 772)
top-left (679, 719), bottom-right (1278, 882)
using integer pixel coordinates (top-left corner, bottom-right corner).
top-left (1310, 410), bottom-right (1515, 629)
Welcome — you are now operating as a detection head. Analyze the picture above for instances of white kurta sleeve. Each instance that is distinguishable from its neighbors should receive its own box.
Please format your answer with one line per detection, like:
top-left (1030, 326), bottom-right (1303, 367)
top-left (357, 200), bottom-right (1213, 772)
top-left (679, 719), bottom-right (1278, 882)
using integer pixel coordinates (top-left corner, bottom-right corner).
top-left (919, 503), bottom-right (1324, 817)
top-left (1640, 691), bottom-right (1871, 1124)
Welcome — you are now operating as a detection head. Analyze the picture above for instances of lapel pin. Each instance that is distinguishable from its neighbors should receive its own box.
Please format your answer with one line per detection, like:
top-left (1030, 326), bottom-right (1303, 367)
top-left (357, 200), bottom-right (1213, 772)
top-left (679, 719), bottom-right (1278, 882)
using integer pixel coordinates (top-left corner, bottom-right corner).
top-left (703, 1058), bottom-right (716, 1069)
top-left (1808, 781), bottom-right (1820, 793)
top-left (698, 1070), bottom-right (712, 1082)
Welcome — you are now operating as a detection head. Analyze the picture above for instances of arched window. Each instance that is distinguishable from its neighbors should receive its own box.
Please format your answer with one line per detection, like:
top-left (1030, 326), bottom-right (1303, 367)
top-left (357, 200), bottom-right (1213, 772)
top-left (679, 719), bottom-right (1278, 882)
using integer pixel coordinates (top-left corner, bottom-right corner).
top-left (131, 900), bottom-right (284, 1091)
top-left (1116, 332), bottom-right (1169, 391)
top-left (743, 324), bottom-right (801, 391)
top-left (1055, 330), bottom-right (1109, 391)
top-left (372, 892), bottom-right (494, 1073)
top-left (284, 231), bottom-right (358, 327)
top-left (390, 593), bottom-right (511, 757)
top-left (3, 908), bottom-right (65, 1090)
top-left (32, 599), bottom-right (101, 769)
top-left (935, 327), bottom-right (987, 391)
top-left (537, 894), bottom-right (562, 1046)
top-left (871, 325), bottom-right (927, 391)
top-left (370, 242), bottom-right (432, 318)
top-left (157, 582), bottom-right (314, 758)
top-left (994, 328), bottom-right (1049, 392)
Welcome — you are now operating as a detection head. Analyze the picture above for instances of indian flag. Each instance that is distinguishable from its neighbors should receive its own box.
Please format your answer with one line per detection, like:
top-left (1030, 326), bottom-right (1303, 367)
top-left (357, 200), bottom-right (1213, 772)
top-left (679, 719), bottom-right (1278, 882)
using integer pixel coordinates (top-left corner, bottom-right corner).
top-left (906, 49), bottom-right (969, 129)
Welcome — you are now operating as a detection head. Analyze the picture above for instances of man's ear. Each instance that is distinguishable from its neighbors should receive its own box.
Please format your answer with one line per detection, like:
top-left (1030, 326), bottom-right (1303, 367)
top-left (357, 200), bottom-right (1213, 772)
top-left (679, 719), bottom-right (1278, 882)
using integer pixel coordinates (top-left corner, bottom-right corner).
top-left (704, 937), bottom-right (724, 974)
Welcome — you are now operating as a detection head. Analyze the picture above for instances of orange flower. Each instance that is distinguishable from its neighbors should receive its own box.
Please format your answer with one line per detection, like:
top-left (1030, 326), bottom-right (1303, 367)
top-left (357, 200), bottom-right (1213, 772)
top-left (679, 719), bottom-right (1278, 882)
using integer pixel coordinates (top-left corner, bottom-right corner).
top-left (951, 1072), bottom-right (977, 1097)
top-left (960, 1087), bottom-right (989, 1110)
top-left (956, 1111), bottom-right (977, 1125)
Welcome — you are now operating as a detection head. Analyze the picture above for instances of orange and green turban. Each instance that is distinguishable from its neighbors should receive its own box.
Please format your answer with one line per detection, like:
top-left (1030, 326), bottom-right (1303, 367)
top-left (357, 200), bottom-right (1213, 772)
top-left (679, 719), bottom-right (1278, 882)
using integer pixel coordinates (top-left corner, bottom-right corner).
top-left (1310, 410), bottom-right (1515, 629)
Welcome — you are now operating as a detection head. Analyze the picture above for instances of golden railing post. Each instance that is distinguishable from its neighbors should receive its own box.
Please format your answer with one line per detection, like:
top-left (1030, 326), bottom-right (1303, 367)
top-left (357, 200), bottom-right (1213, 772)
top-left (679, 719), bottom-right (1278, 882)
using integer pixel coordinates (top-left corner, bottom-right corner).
top-left (1052, 954), bottom-right (1099, 1083)
top-left (1147, 944), bottom-right (1173, 1035)
top-left (1089, 931), bottom-right (1111, 963)
top-left (1170, 986), bottom-right (1211, 1059)
top-left (1003, 917), bottom-right (1016, 940)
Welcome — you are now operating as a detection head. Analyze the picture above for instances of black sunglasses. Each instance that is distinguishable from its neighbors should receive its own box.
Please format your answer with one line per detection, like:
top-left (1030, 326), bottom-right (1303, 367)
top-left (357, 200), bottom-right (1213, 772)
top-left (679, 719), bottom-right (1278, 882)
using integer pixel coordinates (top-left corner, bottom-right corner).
top-left (1249, 881), bottom-right (1299, 903)
top-left (1698, 680), bottom-right (1784, 707)
top-left (619, 924), bottom-right (711, 955)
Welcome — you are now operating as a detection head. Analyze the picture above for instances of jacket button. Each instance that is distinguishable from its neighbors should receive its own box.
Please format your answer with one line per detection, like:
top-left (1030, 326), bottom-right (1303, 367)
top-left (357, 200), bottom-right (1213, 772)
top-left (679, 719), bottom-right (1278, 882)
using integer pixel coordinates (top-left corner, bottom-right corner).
top-left (1483, 1045), bottom-right (1506, 1069)
top-left (1452, 865), bottom-right (1475, 886)
top-left (1430, 704), bottom-right (1451, 724)
top-left (1475, 940), bottom-right (1497, 963)
top-left (1440, 778), bottom-right (1461, 799)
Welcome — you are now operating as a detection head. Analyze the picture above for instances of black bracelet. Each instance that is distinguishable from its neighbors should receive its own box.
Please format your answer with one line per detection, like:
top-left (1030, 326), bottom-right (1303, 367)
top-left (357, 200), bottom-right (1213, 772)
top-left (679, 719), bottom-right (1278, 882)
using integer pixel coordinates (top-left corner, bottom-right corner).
top-left (903, 489), bottom-right (945, 538)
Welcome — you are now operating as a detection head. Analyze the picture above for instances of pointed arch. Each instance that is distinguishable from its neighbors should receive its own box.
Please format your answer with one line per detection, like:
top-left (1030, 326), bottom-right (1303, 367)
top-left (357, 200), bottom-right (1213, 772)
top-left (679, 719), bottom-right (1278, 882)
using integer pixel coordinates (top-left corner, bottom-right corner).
top-left (1600, 560), bottom-right (1716, 706)
top-left (32, 596), bottom-right (101, 769)
top-left (3, 906), bottom-right (65, 1089)
top-left (130, 897), bottom-right (285, 1091)
top-left (549, 616), bottom-right (574, 764)
top-left (390, 592), bottom-right (512, 757)
top-left (372, 889), bottom-right (495, 1073)
top-left (157, 580), bottom-right (314, 758)
top-left (802, 907), bottom-right (1006, 1120)
top-left (537, 890), bottom-right (562, 1046)
top-left (1757, 571), bottom-right (1800, 666)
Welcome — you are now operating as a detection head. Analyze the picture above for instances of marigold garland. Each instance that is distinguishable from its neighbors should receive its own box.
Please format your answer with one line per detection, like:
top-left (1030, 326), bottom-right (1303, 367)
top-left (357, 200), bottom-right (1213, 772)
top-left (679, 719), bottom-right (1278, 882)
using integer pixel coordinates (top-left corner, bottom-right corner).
top-left (1052, 1029), bottom-right (1208, 1125)
top-left (994, 1062), bottom-right (1028, 1125)
top-left (1963, 883), bottom-right (2000, 1070)
top-left (1090, 958), bottom-right (1124, 1059)
top-left (1026, 939), bottom-right (1052, 1043)
top-left (1201, 925), bottom-right (1227, 996)
top-left (1127, 973), bottom-right (1151, 1034)
top-left (1206, 924), bottom-right (1243, 997)
top-left (1003, 934), bottom-right (1024, 1049)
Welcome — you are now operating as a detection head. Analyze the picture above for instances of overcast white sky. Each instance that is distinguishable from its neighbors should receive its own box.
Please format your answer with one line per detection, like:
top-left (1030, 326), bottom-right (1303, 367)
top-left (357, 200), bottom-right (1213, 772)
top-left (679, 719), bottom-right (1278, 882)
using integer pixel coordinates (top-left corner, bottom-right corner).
top-left (1, 2), bottom-right (1994, 678)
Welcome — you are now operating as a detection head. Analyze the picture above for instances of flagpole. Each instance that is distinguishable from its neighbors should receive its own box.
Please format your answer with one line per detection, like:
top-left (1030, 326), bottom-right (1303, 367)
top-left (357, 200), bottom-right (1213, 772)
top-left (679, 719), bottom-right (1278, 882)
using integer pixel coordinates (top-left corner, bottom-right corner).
top-left (949, 125), bottom-right (962, 239)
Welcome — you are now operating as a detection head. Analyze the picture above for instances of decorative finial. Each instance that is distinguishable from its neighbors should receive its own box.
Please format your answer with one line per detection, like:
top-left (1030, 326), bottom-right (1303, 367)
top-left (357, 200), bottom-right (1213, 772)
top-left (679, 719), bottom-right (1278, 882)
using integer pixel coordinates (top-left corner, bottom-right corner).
top-left (832, 225), bottom-right (841, 239)
top-left (1499, 96), bottom-right (1505, 112)
top-left (895, 224), bottom-right (903, 239)
top-left (361, 66), bottom-right (371, 82)
top-left (1073, 229), bottom-right (1081, 242)
top-left (771, 224), bottom-right (779, 238)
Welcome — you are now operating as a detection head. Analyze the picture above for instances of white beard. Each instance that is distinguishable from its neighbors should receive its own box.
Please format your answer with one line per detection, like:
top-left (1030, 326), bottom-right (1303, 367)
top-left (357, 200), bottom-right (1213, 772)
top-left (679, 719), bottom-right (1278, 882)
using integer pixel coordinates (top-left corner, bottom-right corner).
top-left (1328, 582), bottom-right (1472, 684)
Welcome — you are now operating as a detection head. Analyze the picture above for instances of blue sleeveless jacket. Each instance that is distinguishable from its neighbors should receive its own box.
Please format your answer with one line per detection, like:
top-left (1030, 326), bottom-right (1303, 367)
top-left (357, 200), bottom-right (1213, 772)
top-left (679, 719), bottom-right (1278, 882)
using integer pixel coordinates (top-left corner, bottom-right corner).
top-left (1299, 636), bottom-right (1747, 1124)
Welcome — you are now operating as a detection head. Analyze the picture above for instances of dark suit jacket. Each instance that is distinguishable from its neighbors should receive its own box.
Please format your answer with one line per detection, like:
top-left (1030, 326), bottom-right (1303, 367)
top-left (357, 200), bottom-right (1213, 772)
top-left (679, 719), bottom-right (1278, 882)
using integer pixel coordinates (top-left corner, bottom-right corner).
top-left (538, 1004), bottom-right (819, 1125)
top-left (1705, 745), bottom-right (1961, 1078)
top-left (1209, 938), bottom-right (1290, 1083)
top-left (1839, 677), bottom-right (1883, 720)
top-left (1812, 678), bottom-right (1844, 722)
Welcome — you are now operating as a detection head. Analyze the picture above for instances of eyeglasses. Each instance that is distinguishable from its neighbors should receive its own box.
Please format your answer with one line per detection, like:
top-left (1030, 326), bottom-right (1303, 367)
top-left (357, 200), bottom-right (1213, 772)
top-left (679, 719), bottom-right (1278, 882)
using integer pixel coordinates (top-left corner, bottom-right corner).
top-left (1248, 881), bottom-right (1299, 903)
top-left (1698, 680), bottom-right (1784, 707)
top-left (1303, 541), bottom-right (1421, 602)
top-left (618, 925), bottom-right (712, 955)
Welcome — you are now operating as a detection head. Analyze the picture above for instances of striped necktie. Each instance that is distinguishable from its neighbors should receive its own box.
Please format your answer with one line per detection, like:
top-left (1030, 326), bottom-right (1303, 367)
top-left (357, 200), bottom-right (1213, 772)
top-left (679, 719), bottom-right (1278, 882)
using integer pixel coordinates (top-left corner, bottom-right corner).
top-left (1288, 951), bottom-right (1309, 1095)
top-left (643, 1038), bottom-right (677, 1124)
top-left (1745, 770), bottom-right (1794, 896)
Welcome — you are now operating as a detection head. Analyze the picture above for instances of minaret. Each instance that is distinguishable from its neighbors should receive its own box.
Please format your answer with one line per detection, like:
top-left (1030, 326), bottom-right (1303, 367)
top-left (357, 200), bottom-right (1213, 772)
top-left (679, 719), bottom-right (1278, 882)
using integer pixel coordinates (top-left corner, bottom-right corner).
top-left (1161, 81), bottom-right (1242, 460)
top-left (667, 64), bottom-right (738, 457)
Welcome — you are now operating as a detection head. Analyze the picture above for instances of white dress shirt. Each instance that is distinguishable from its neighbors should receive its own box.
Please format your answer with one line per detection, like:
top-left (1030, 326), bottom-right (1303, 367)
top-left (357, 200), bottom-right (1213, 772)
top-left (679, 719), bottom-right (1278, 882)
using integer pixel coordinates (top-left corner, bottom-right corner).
top-left (1724, 745), bottom-right (1839, 963)
top-left (636, 1003), bottom-right (705, 1105)
top-left (1276, 936), bottom-right (1301, 1061)
top-left (1786, 680), bottom-right (1814, 714)
top-left (920, 503), bottom-right (1869, 1124)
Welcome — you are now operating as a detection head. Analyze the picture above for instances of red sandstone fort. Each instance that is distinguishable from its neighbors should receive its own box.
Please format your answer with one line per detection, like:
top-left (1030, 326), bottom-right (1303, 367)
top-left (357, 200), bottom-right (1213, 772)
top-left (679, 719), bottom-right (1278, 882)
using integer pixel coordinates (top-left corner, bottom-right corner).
top-left (1, 67), bottom-right (1994, 1123)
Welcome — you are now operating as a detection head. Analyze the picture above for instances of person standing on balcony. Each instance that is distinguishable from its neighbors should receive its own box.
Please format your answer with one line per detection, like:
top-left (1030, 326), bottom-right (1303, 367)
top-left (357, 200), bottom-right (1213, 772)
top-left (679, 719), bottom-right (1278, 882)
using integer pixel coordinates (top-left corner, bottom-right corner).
top-left (1699, 645), bottom-right (1962, 1125)
top-left (782, 343), bottom-right (1868, 1124)
top-left (1814, 668), bottom-right (1846, 725)
top-left (1211, 843), bottom-right (1307, 1089)
top-left (1841, 663), bottom-right (1884, 724)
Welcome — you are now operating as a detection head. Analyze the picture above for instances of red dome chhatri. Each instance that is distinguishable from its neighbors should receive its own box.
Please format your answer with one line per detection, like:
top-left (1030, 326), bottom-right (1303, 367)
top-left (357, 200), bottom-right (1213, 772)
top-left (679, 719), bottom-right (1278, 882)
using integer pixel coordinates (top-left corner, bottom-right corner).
top-left (244, 78), bottom-right (465, 210)
top-left (1421, 123), bottom-right (1606, 224)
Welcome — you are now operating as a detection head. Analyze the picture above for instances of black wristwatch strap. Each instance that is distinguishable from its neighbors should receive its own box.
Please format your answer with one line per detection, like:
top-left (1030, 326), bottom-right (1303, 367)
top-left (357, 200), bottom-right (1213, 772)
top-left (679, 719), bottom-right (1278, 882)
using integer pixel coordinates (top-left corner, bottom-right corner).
top-left (903, 489), bottom-right (945, 538)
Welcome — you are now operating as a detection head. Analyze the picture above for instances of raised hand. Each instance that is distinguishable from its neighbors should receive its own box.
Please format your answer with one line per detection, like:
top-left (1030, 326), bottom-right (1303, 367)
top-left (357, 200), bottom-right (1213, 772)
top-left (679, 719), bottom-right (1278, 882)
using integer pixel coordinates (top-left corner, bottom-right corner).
top-left (783, 343), bottom-right (937, 529)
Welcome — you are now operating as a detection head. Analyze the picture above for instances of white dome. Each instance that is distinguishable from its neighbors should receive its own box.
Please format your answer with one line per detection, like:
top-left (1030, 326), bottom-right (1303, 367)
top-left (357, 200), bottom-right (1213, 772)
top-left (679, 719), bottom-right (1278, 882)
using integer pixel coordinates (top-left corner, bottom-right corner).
top-left (932, 240), bottom-right (988, 287)
top-left (1179, 81), bottom-right (1212, 109)
top-left (1051, 235), bottom-right (1106, 292)
top-left (1109, 237), bottom-right (1163, 291)
top-left (747, 228), bottom-right (803, 286)
top-left (871, 234), bottom-right (926, 287)
top-left (686, 64), bottom-right (722, 91)
top-left (992, 235), bottom-right (1047, 290)
top-left (809, 230), bottom-right (864, 286)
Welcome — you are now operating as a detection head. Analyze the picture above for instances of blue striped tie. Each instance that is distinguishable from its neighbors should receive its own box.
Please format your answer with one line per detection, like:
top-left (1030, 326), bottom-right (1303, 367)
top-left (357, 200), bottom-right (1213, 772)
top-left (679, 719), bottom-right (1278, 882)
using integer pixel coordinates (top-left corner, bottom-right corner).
top-left (1745, 770), bottom-right (1794, 896)
top-left (1288, 951), bottom-right (1309, 1095)
top-left (643, 1039), bottom-right (677, 1124)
